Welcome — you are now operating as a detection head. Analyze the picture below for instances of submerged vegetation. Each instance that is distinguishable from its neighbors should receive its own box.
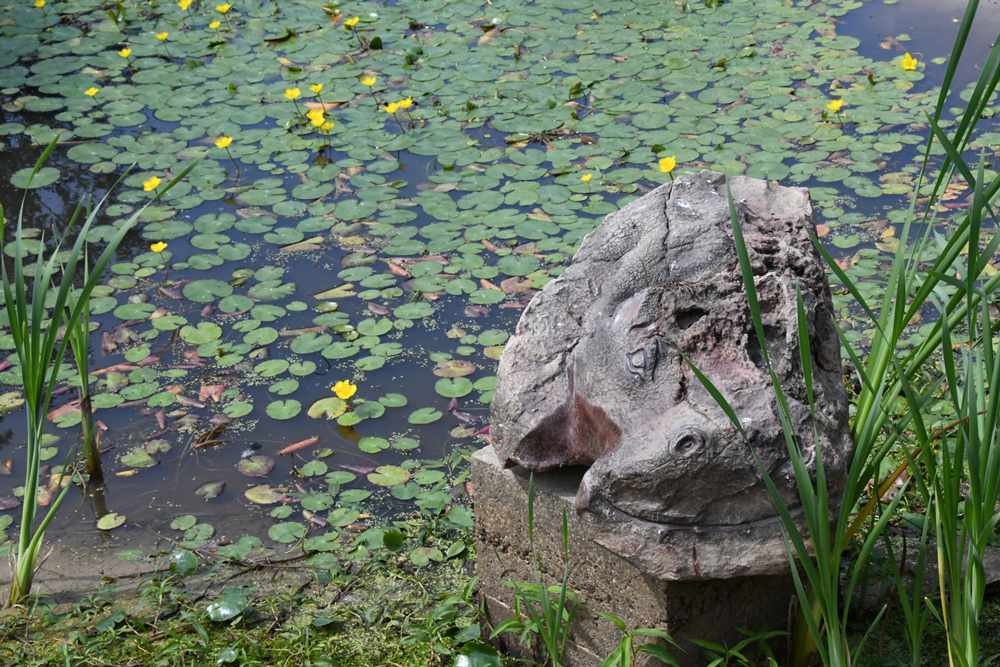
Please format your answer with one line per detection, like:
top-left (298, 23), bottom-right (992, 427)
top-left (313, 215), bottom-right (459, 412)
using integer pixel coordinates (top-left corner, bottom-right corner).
top-left (2, 0), bottom-right (1000, 664)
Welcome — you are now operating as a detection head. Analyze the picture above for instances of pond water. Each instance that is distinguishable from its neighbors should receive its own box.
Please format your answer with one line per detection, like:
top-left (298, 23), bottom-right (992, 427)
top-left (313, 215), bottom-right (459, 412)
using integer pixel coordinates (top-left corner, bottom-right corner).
top-left (0, 0), bottom-right (995, 566)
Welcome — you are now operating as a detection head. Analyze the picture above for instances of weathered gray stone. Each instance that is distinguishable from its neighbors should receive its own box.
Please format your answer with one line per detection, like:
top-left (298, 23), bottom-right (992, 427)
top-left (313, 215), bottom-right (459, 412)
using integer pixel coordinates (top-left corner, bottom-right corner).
top-left (473, 446), bottom-right (795, 667)
top-left (490, 170), bottom-right (850, 579)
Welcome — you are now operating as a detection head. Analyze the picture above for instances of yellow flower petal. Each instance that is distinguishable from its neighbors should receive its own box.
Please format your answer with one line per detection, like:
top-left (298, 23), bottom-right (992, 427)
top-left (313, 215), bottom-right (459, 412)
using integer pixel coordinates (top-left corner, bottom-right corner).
top-left (119, 48), bottom-right (131, 58)
top-left (34, 0), bottom-right (44, 7)
top-left (826, 99), bottom-right (844, 112)
top-left (215, 136), bottom-right (233, 149)
top-left (84, 87), bottom-right (99, 96)
top-left (151, 242), bottom-right (168, 253)
top-left (360, 76), bottom-right (376, 87)
top-left (143, 176), bottom-right (162, 192)
top-left (321, 122), bottom-right (335, 131)
top-left (385, 102), bottom-right (399, 114)
top-left (658, 156), bottom-right (676, 173)
top-left (216, 3), bottom-right (231, 12)
top-left (178, 0), bottom-right (191, 9)
top-left (580, 174), bottom-right (592, 182)
top-left (156, 32), bottom-right (169, 41)
top-left (332, 380), bottom-right (356, 400)
top-left (284, 87), bottom-right (301, 100)
top-left (309, 84), bottom-right (323, 94)
top-left (344, 16), bottom-right (359, 27)
top-left (901, 52), bottom-right (918, 71)
top-left (398, 97), bottom-right (413, 109)
top-left (209, 20), bottom-right (221, 29)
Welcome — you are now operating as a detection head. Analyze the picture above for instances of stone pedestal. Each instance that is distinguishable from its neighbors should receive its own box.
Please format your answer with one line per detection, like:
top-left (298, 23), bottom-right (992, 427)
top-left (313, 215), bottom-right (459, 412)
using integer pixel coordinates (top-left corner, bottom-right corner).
top-left (473, 446), bottom-right (795, 666)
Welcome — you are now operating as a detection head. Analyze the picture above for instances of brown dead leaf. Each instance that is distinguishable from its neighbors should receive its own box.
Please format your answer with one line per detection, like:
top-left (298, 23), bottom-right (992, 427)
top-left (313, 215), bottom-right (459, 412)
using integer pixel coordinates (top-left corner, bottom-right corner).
top-left (47, 401), bottom-right (81, 421)
top-left (200, 385), bottom-right (224, 403)
top-left (500, 277), bottom-right (533, 294)
top-left (477, 26), bottom-right (500, 46)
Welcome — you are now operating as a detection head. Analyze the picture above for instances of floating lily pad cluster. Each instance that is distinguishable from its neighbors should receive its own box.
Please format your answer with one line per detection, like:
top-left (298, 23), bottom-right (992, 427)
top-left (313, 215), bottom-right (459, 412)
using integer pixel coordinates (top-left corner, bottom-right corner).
top-left (0, 0), bottom-right (987, 547)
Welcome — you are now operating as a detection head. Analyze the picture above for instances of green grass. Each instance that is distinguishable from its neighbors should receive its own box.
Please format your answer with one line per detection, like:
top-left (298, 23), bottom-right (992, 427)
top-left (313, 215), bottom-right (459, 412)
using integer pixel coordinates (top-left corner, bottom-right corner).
top-left (0, 520), bottom-right (481, 667)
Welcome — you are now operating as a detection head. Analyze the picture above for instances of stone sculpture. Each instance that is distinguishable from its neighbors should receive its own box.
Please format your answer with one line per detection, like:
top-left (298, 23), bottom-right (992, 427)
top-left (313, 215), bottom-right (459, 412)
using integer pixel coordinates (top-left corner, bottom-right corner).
top-left (490, 170), bottom-right (852, 579)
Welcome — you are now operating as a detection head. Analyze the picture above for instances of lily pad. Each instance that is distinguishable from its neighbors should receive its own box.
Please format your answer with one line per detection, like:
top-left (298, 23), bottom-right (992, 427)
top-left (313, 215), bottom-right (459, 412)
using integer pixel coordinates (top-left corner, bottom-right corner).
top-left (434, 360), bottom-right (476, 377)
top-left (267, 400), bottom-right (301, 420)
top-left (358, 437), bottom-right (390, 453)
top-left (180, 322), bottom-right (222, 344)
top-left (269, 522), bottom-right (306, 543)
top-left (121, 448), bottom-right (156, 468)
top-left (308, 397), bottom-right (347, 419)
top-left (237, 455), bottom-right (275, 477)
top-left (393, 302), bottom-right (434, 319)
top-left (435, 378), bottom-right (474, 398)
top-left (245, 485), bottom-right (285, 504)
top-left (183, 280), bottom-right (233, 303)
top-left (96, 512), bottom-right (127, 530)
top-left (379, 393), bottom-right (408, 407)
top-left (368, 465), bottom-right (411, 487)
top-left (11, 167), bottom-right (60, 189)
top-left (408, 408), bottom-right (443, 424)
top-left (195, 481), bottom-right (226, 500)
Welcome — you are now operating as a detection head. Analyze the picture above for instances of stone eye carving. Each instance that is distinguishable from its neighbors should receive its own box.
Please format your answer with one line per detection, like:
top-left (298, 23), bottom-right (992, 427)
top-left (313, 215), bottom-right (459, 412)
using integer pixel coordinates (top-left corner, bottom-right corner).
top-left (625, 337), bottom-right (660, 381)
top-left (672, 428), bottom-right (705, 457)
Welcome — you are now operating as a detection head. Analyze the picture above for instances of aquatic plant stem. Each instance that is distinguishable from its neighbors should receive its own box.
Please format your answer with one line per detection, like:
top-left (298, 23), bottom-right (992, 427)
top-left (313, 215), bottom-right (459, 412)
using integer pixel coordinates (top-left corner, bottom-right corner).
top-left (224, 147), bottom-right (241, 183)
top-left (3, 135), bottom-right (198, 607)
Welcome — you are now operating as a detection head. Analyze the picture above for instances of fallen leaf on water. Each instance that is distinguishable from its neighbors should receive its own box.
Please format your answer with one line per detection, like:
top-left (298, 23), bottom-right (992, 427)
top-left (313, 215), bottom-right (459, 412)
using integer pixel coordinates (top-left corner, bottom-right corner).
top-left (47, 400), bottom-right (81, 421)
top-left (200, 385), bottom-right (224, 403)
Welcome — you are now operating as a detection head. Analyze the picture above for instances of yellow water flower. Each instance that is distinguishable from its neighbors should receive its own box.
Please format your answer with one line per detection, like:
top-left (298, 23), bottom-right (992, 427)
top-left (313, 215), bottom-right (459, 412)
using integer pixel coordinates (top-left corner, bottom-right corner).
top-left (143, 176), bottom-right (162, 192)
top-left (321, 122), bottom-right (334, 131)
top-left (34, 0), bottom-right (44, 7)
top-left (156, 32), bottom-right (169, 41)
top-left (310, 116), bottom-right (325, 127)
top-left (360, 77), bottom-right (376, 87)
top-left (284, 88), bottom-right (301, 100)
top-left (658, 156), bottom-right (676, 173)
top-left (178, 0), bottom-right (191, 9)
top-left (344, 16), bottom-right (359, 27)
top-left (384, 101), bottom-right (399, 114)
top-left (215, 136), bottom-right (233, 148)
top-left (209, 20), bottom-right (221, 28)
top-left (332, 380), bottom-right (356, 400)
top-left (826, 99), bottom-right (844, 112)
top-left (397, 97), bottom-right (413, 109)
top-left (580, 173), bottom-right (592, 182)
top-left (216, 3), bottom-right (231, 12)
top-left (309, 83), bottom-right (323, 94)
top-left (151, 242), bottom-right (168, 253)
top-left (84, 87), bottom-right (99, 96)
top-left (901, 52), bottom-right (918, 71)
top-left (119, 48), bottom-right (131, 58)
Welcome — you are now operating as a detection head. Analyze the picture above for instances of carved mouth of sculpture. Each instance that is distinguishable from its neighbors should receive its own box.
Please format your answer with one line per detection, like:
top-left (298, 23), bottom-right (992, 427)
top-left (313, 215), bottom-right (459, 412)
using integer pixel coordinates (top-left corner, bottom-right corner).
top-left (592, 496), bottom-right (799, 533)
top-left (510, 366), bottom-right (622, 471)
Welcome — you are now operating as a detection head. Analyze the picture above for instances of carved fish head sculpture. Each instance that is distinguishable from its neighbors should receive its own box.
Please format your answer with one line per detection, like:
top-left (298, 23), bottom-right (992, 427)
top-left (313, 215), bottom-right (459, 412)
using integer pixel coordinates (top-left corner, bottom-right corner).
top-left (490, 171), bottom-right (851, 575)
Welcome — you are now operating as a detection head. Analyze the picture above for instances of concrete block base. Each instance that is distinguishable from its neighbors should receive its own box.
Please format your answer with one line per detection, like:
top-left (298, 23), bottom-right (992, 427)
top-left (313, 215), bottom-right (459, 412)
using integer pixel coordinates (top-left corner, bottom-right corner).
top-left (472, 446), bottom-right (795, 666)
